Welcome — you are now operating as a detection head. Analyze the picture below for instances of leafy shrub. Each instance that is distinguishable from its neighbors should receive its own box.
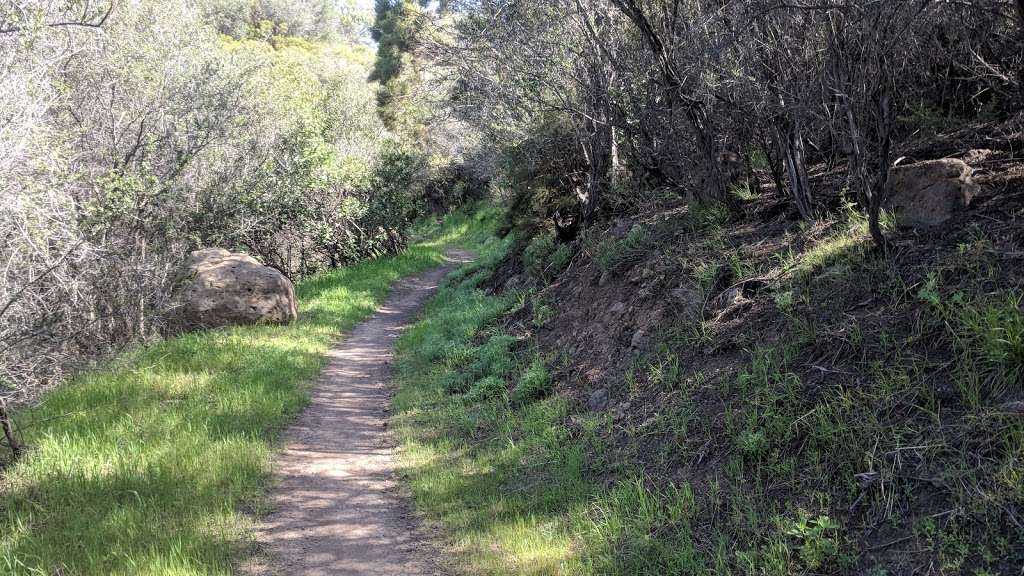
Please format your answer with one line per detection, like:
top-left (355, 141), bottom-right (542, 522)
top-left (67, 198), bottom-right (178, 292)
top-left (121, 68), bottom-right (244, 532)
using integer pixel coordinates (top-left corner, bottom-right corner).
top-left (532, 297), bottom-right (556, 327)
top-left (783, 513), bottom-right (841, 570)
top-left (523, 234), bottom-right (572, 283)
top-left (1, 2), bottom-right (433, 405)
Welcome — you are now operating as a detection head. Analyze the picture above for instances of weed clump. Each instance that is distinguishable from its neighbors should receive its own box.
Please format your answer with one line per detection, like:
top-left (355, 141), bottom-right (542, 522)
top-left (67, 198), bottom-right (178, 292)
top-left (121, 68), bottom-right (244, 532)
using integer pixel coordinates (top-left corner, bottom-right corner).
top-left (523, 233), bottom-right (573, 283)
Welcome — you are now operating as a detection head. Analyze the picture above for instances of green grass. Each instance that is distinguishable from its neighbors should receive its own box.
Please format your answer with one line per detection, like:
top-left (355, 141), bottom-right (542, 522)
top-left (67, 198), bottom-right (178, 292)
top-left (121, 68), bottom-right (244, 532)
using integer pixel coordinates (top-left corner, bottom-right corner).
top-left (393, 234), bottom-right (719, 575)
top-left (772, 203), bottom-right (870, 285)
top-left (523, 233), bottom-right (573, 283)
top-left (394, 210), bottom-right (1024, 575)
top-left (393, 236), bottom-right (591, 574)
top-left (0, 207), bottom-right (500, 576)
top-left (919, 273), bottom-right (1024, 407)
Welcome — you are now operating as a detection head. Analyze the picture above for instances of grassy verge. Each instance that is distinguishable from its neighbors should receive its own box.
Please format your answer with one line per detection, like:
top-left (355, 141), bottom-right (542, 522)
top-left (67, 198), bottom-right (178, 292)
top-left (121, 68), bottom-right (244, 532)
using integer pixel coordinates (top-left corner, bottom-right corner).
top-left (394, 235), bottom-right (602, 574)
top-left (394, 208), bottom-right (1023, 575)
top-left (0, 208), bottom-right (497, 576)
top-left (395, 241), bottom-right (682, 575)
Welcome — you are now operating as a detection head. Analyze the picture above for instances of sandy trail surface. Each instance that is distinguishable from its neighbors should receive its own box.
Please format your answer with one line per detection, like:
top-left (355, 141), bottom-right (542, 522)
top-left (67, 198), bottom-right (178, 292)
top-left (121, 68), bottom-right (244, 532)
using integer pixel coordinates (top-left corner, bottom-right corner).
top-left (251, 251), bottom-right (472, 575)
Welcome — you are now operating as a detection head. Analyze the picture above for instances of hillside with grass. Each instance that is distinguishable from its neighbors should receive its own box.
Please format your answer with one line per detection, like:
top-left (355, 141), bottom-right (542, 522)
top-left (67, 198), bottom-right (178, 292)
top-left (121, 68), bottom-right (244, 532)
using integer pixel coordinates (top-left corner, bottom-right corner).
top-left (392, 145), bottom-right (1024, 575)
top-left (3, 1), bottom-right (1023, 575)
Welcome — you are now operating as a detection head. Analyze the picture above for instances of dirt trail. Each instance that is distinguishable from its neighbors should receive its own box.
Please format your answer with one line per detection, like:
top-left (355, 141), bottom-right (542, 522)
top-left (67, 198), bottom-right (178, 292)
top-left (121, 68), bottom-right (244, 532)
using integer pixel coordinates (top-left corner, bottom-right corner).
top-left (251, 251), bottom-right (472, 576)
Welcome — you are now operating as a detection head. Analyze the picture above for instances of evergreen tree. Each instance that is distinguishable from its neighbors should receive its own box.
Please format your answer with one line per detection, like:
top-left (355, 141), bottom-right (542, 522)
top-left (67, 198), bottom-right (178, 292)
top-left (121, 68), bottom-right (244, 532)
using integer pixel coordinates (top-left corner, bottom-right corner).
top-left (368, 0), bottom-right (421, 129)
top-left (369, 0), bottom-right (448, 133)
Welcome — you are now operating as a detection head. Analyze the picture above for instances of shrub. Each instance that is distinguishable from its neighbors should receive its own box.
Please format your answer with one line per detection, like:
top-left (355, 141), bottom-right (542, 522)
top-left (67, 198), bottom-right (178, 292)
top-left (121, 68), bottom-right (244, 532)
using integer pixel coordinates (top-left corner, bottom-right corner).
top-left (523, 234), bottom-right (572, 283)
top-left (0, 0), bottom-right (423, 411)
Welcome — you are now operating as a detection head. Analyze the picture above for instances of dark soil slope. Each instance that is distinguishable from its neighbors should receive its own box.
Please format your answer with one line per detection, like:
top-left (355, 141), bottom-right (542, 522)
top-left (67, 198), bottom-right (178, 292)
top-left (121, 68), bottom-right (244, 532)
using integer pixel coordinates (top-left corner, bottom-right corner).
top-left (492, 121), bottom-right (1024, 574)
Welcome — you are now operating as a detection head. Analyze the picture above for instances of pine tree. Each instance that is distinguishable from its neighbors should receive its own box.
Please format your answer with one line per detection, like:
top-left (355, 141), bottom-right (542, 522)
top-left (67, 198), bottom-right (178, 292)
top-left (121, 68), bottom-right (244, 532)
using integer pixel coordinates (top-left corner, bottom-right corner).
top-left (368, 0), bottom-right (422, 130)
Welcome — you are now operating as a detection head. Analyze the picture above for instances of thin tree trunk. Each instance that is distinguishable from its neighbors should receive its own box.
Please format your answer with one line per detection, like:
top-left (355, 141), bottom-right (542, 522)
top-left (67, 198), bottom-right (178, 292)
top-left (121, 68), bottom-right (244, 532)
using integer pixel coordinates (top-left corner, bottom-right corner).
top-left (774, 121), bottom-right (814, 220)
top-left (845, 107), bottom-right (871, 210)
top-left (869, 93), bottom-right (893, 251)
top-left (609, 0), bottom-right (729, 205)
top-left (685, 105), bottom-right (727, 204)
top-left (610, 124), bottom-right (622, 192)
top-left (574, 0), bottom-right (616, 223)
top-left (0, 398), bottom-right (23, 461)
top-left (758, 131), bottom-right (786, 201)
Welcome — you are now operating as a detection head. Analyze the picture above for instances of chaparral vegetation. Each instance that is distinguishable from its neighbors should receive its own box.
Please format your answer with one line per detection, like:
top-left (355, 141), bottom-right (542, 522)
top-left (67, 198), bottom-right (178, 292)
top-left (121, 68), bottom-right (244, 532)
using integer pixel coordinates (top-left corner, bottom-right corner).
top-left (2, 0), bottom-right (1023, 574)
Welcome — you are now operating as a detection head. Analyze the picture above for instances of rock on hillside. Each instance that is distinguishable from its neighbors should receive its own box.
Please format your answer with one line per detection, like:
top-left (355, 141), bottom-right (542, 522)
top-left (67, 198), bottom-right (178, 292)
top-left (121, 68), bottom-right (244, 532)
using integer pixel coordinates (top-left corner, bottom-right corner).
top-left (885, 158), bottom-right (979, 228)
top-left (173, 248), bottom-right (298, 331)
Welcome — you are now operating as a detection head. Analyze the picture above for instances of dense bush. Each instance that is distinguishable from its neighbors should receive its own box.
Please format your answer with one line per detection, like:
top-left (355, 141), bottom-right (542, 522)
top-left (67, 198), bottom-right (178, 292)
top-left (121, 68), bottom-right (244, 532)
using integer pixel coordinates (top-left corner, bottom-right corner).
top-left (439, 0), bottom-right (1023, 242)
top-left (0, 1), bottom-right (428, 409)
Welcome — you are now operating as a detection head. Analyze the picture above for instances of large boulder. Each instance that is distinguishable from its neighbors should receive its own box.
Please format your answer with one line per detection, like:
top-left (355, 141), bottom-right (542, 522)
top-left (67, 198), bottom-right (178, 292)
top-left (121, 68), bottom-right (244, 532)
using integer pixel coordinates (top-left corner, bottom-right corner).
top-left (174, 248), bottom-right (297, 330)
top-left (885, 159), bottom-right (979, 228)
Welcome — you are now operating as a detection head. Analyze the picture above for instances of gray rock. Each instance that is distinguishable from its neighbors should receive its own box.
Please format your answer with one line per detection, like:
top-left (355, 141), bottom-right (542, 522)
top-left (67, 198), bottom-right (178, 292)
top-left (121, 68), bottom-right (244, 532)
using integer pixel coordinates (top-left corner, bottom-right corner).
top-left (174, 248), bottom-right (297, 331)
top-left (588, 388), bottom-right (609, 411)
top-left (885, 158), bottom-right (979, 228)
top-left (630, 328), bottom-right (648, 349)
top-left (669, 286), bottom-right (702, 318)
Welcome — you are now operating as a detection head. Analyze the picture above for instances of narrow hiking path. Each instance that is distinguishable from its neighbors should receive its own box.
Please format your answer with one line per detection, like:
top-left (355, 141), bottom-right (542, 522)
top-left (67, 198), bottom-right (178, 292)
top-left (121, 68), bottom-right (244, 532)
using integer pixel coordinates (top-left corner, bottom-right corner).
top-left (252, 250), bottom-right (473, 576)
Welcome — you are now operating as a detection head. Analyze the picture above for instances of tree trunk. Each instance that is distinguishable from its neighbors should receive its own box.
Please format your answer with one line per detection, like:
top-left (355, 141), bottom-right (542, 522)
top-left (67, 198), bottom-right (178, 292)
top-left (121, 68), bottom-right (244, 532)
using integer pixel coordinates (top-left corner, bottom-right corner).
top-left (844, 107), bottom-right (872, 210)
top-left (758, 131), bottom-right (786, 202)
top-left (610, 125), bottom-right (622, 192)
top-left (579, 54), bottom-right (616, 223)
top-left (609, 0), bottom-right (729, 205)
top-left (868, 93), bottom-right (894, 251)
top-left (774, 121), bottom-right (814, 220)
top-left (0, 398), bottom-right (23, 461)
top-left (685, 105), bottom-right (727, 204)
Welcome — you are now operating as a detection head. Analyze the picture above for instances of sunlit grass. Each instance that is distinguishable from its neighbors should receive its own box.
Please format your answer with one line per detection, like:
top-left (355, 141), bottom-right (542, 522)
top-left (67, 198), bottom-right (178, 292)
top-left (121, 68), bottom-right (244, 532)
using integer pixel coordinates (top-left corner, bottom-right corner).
top-left (394, 207), bottom-right (1024, 575)
top-left (0, 209), bottom-right (495, 575)
top-left (774, 206), bottom-right (870, 284)
top-left (392, 235), bottom-right (715, 575)
top-left (392, 260), bottom-right (719, 574)
top-left (393, 240), bottom-right (573, 571)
